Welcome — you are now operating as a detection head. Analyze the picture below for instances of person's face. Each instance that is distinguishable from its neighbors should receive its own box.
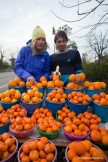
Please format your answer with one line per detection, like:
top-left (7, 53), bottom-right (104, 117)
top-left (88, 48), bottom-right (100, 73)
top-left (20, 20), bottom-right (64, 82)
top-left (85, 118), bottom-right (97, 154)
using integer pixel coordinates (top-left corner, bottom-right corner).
top-left (35, 38), bottom-right (46, 51)
top-left (55, 37), bottom-right (67, 52)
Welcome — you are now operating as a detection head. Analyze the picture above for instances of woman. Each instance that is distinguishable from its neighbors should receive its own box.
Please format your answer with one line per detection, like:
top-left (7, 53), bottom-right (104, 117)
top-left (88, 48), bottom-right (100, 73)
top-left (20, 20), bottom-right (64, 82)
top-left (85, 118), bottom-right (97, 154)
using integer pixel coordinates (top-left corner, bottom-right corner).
top-left (50, 30), bottom-right (83, 84)
top-left (14, 26), bottom-right (50, 84)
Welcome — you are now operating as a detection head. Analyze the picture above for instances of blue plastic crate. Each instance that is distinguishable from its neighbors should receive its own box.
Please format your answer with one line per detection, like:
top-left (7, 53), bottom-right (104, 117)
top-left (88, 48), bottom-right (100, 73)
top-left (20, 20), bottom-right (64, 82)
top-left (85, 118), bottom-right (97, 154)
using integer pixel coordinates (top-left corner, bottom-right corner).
top-left (8, 86), bottom-right (26, 94)
top-left (45, 98), bottom-right (66, 117)
top-left (0, 99), bottom-right (20, 110)
top-left (68, 99), bottom-right (90, 114)
top-left (84, 88), bottom-right (106, 98)
top-left (21, 98), bottom-right (44, 115)
top-left (92, 101), bottom-right (108, 123)
top-left (64, 87), bottom-right (84, 94)
top-left (0, 119), bottom-right (10, 134)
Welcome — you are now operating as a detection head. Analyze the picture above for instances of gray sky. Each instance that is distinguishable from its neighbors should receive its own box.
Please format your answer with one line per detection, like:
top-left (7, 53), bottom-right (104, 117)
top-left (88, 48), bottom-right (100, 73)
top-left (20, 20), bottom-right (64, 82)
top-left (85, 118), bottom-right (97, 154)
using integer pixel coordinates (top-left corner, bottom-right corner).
top-left (0, 0), bottom-right (107, 59)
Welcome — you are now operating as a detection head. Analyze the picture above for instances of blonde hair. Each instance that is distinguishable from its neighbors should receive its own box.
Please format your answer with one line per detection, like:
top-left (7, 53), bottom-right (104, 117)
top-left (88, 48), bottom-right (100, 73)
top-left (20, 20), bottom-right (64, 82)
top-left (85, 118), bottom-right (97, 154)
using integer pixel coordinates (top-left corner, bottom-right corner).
top-left (31, 39), bottom-right (48, 55)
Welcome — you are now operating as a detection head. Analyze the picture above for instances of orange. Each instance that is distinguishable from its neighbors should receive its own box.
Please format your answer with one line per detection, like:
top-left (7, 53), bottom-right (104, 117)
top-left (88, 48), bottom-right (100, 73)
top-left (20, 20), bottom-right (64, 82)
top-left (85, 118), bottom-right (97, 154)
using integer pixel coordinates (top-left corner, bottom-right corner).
top-left (22, 142), bottom-right (30, 154)
top-left (71, 156), bottom-right (84, 162)
top-left (39, 150), bottom-right (46, 159)
top-left (52, 74), bottom-right (59, 82)
top-left (14, 77), bottom-right (21, 84)
top-left (8, 80), bottom-right (17, 87)
top-left (44, 143), bottom-right (52, 154)
top-left (29, 150), bottom-right (39, 161)
top-left (77, 73), bottom-right (85, 80)
top-left (69, 74), bottom-right (76, 81)
top-left (75, 141), bottom-right (86, 155)
top-left (90, 130), bottom-right (101, 142)
top-left (101, 134), bottom-right (108, 145)
top-left (41, 137), bottom-right (48, 144)
top-left (1, 133), bottom-right (10, 142)
top-left (40, 76), bottom-right (47, 82)
top-left (19, 81), bottom-right (25, 87)
top-left (64, 125), bottom-right (72, 133)
top-left (37, 141), bottom-right (45, 151)
top-left (28, 141), bottom-right (37, 150)
top-left (23, 95), bottom-right (30, 103)
top-left (47, 81), bottom-right (54, 88)
top-left (46, 153), bottom-right (54, 162)
top-left (20, 156), bottom-right (30, 162)
top-left (67, 149), bottom-right (77, 161)
top-left (37, 83), bottom-right (43, 88)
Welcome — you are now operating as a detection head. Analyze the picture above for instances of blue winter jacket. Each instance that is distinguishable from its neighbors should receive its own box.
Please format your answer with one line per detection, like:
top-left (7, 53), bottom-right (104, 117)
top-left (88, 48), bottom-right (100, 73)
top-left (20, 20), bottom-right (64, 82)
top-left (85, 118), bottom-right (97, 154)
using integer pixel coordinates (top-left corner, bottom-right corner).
top-left (14, 46), bottom-right (50, 82)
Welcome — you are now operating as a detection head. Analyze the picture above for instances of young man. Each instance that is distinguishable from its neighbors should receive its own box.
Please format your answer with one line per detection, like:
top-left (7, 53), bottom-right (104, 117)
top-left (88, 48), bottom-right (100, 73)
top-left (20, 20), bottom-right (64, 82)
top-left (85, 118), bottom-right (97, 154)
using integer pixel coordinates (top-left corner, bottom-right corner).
top-left (50, 30), bottom-right (83, 84)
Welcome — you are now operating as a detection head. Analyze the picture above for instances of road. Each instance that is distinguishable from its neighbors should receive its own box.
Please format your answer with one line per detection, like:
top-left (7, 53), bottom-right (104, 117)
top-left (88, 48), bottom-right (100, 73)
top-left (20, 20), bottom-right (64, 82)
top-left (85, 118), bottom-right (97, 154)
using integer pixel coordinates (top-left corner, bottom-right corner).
top-left (0, 71), bottom-right (17, 92)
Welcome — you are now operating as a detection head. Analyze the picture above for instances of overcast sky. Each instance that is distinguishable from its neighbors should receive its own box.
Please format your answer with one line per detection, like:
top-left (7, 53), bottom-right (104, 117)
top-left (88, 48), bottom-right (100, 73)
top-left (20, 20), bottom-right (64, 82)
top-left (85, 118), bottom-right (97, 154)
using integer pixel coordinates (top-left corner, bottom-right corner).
top-left (0, 0), bottom-right (107, 60)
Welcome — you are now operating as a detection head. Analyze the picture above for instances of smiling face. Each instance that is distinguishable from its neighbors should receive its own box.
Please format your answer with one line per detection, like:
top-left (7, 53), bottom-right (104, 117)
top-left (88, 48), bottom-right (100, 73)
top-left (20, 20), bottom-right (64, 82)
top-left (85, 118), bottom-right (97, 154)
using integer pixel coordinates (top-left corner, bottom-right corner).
top-left (35, 37), bottom-right (46, 51)
top-left (55, 37), bottom-right (67, 53)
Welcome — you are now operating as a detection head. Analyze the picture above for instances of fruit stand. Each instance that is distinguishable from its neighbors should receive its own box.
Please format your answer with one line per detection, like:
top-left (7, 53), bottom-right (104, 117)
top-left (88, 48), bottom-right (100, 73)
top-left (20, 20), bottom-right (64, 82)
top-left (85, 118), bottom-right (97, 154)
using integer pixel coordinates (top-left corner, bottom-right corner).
top-left (0, 74), bottom-right (108, 162)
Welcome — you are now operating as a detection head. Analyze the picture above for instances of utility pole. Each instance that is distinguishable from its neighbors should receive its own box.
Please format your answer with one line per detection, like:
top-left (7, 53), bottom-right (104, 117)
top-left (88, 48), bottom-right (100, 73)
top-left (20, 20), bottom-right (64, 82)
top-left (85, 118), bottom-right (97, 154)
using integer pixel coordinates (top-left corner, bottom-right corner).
top-left (52, 27), bottom-right (56, 53)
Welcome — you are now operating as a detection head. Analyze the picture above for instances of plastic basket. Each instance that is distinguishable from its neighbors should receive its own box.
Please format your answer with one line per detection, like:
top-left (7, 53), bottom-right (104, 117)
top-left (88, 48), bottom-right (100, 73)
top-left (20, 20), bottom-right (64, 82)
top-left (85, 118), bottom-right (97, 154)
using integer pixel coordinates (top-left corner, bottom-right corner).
top-left (65, 142), bottom-right (108, 162)
top-left (45, 98), bottom-right (66, 117)
top-left (8, 86), bottom-right (26, 94)
top-left (64, 87), bottom-right (84, 94)
top-left (62, 124), bottom-right (90, 141)
top-left (91, 140), bottom-right (108, 150)
top-left (0, 119), bottom-right (10, 134)
top-left (46, 87), bottom-right (58, 94)
top-left (92, 101), bottom-right (108, 123)
top-left (17, 138), bottom-right (57, 162)
top-left (0, 99), bottom-right (20, 110)
top-left (84, 88), bottom-right (106, 98)
top-left (21, 98), bottom-right (44, 116)
top-left (68, 99), bottom-right (90, 114)
top-left (9, 124), bottom-right (36, 138)
top-left (26, 87), bottom-right (45, 94)
top-left (1, 135), bottom-right (18, 162)
top-left (36, 125), bottom-right (61, 139)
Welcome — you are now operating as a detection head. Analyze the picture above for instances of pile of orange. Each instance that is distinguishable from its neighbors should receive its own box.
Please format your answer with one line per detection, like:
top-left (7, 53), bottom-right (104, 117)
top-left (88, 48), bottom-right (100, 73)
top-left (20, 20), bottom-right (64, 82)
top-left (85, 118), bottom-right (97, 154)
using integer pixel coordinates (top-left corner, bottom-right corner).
top-left (0, 89), bottom-right (21, 103)
top-left (37, 116), bottom-right (62, 133)
top-left (10, 116), bottom-right (35, 131)
top-left (0, 132), bottom-right (17, 161)
top-left (8, 77), bottom-right (25, 87)
top-left (26, 76), bottom-right (47, 89)
top-left (84, 81), bottom-right (106, 90)
top-left (90, 126), bottom-right (108, 145)
top-left (69, 73), bottom-right (86, 82)
top-left (7, 104), bottom-right (27, 118)
top-left (46, 88), bottom-right (67, 103)
top-left (47, 74), bottom-right (64, 88)
top-left (0, 106), bottom-right (5, 114)
top-left (19, 137), bottom-right (56, 162)
top-left (57, 106), bottom-right (76, 123)
top-left (66, 82), bottom-right (83, 89)
top-left (21, 89), bottom-right (43, 103)
top-left (66, 140), bottom-right (106, 162)
top-left (92, 92), bottom-right (108, 106)
top-left (31, 107), bottom-right (52, 123)
top-left (77, 111), bottom-right (101, 126)
top-left (64, 119), bottom-right (89, 136)
top-left (67, 91), bottom-right (92, 104)
top-left (0, 113), bottom-right (10, 126)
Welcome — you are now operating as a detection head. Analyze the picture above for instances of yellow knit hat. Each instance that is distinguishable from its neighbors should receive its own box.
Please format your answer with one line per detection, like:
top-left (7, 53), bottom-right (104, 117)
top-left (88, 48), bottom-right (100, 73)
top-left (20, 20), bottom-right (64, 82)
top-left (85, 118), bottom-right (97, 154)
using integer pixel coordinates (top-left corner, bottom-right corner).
top-left (32, 26), bottom-right (46, 42)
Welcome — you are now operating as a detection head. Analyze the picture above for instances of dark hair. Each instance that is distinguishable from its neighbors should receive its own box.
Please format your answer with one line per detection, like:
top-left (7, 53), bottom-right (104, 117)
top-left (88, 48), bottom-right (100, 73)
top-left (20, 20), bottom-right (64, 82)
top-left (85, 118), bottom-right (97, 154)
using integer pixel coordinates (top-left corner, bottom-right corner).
top-left (54, 30), bottom-right (68, 43)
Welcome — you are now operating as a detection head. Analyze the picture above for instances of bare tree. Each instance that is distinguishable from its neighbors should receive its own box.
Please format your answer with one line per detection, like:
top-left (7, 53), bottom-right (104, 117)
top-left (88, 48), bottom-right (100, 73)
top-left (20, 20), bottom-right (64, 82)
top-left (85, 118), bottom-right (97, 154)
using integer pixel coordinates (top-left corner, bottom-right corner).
top-left (87, 30), bottom-right (108, 63)
top-left (52, 0), bottom-right (108, 36)
top-left (0, 45), bottom-right (6, 69)
top-left (52, 24), bottom-right (78, 51)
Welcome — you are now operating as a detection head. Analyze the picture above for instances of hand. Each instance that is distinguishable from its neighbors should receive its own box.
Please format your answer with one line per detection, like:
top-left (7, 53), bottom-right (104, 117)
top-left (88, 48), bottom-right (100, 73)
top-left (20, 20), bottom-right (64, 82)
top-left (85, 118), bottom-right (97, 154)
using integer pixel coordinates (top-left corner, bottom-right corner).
top-left (76, 76), bottom-right (83, 84)
top-left (27, 76), bottom-right (35, 84)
